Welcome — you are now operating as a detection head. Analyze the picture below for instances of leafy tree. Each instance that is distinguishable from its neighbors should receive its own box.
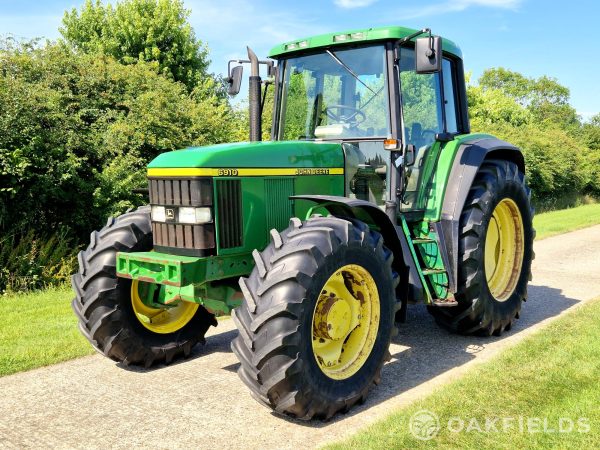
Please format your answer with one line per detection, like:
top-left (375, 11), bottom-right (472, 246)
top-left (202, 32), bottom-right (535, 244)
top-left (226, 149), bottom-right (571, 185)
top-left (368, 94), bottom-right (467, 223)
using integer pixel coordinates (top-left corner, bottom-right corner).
top-left (479, 68), bottom-right (578, 128)
top-left (0, 39), bottom-right (234, 243)
top-left (61, 0), bottom-right (210, 90)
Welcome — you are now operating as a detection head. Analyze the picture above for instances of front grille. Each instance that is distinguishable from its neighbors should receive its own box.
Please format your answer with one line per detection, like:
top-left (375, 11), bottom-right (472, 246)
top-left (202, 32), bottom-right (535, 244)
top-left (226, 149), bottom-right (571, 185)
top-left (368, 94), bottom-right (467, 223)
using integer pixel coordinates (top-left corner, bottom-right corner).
top-left (216, 179), bottom-right (243, 249)
top-left (149, 178), bottom-right (212, 206)
top-left (148, 178), bottom-right (215, 256)
top-left (265, 178), bottom-right (294, 237)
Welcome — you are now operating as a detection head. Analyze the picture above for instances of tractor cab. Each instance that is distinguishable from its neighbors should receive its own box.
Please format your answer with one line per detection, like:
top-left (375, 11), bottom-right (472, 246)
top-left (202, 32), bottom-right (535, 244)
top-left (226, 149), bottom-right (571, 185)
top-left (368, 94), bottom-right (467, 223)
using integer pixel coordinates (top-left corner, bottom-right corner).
top-left (229, 26), bottom-right (470, 211)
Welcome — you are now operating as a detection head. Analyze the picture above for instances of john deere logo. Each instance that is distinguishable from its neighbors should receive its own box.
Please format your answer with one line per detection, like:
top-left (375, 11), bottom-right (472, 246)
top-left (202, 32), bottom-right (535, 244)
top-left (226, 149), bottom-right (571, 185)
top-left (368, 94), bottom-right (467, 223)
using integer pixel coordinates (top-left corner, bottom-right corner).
top-left (165, 208), bottom-right (175, 220)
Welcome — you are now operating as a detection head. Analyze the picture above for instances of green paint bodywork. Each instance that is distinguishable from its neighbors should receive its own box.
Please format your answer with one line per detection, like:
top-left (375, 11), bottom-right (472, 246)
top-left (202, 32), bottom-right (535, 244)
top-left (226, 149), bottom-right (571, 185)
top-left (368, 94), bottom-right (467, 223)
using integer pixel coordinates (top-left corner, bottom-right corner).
top-left (148, 140), bottom-right (344, 169)
top-left (117, 251), bottom-right (252, 313)
top-left (268, 25), bottom-right (462, 60)
top-left (409, 133), bottom-right (493, 221)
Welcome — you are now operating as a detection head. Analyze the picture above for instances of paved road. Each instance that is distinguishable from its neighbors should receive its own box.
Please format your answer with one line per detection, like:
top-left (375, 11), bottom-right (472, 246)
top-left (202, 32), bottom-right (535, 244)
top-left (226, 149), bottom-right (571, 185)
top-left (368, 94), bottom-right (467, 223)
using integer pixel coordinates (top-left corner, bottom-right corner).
top-left (2, 225), bottom-right (600, 450)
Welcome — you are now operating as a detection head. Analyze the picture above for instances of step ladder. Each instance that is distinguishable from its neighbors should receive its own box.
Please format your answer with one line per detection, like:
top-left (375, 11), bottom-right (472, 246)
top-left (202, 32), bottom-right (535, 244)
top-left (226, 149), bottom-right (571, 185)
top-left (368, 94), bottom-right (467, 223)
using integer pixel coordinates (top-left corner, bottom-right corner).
top-left (404, 225), bottom-right (458, 307)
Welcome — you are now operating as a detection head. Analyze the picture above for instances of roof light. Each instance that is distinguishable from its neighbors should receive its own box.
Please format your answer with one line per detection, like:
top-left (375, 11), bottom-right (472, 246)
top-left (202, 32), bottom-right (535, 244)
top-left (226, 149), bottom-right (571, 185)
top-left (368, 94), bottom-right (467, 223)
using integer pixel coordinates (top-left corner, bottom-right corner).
top-left (350, 32), bottom-right (365, 39)
top-left (286, 43), bottom-right (298, 50)
top-left (298, 40), bottom-right (308, 48)
top-left (333, 34), bottom-right (349, 42)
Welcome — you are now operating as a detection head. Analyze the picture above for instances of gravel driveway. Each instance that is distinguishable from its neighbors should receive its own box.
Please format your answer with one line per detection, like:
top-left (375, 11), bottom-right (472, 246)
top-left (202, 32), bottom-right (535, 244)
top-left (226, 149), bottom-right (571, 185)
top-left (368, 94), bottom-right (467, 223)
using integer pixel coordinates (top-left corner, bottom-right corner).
top-left (1, 225), bottom-right (600, 449)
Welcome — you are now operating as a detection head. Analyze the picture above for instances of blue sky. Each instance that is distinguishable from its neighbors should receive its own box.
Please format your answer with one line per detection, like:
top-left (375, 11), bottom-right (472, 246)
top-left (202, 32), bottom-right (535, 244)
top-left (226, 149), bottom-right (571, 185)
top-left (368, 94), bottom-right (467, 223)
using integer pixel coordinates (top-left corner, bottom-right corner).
top-left (1, 0), bottom-right (598, 119)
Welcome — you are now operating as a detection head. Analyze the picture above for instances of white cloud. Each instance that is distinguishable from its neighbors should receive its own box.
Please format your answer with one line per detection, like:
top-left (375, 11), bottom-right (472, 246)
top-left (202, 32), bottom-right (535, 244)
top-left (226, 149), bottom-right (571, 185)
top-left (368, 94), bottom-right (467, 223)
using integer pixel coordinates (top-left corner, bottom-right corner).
top-left (396, 0), bottom-right (521, 19)
top-left (334, 0), bottom-right (379, 8)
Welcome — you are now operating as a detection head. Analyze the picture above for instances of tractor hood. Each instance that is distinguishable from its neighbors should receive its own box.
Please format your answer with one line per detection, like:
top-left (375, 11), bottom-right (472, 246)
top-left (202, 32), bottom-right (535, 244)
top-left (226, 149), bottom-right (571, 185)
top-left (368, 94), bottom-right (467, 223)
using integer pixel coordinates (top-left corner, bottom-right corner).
top-left (147, 141), bottom-right (344, 175)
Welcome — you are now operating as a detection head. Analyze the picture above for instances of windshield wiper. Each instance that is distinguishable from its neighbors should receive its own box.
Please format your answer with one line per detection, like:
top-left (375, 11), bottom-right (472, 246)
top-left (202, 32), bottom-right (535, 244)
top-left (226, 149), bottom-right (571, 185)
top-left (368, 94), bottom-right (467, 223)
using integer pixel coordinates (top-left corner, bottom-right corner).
top-left (326, 50), bottom-right (376, 95)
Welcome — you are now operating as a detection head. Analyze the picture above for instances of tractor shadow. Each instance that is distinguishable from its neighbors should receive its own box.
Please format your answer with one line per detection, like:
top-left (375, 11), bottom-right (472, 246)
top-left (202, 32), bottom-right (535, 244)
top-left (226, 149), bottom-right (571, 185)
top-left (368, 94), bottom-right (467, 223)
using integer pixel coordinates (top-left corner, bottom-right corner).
top-left (118, 284), bottom-right (578, 424)
top-left (117, 327), bottom-right (238, 373)
top-left (276, 284), bottom-right (579, 427)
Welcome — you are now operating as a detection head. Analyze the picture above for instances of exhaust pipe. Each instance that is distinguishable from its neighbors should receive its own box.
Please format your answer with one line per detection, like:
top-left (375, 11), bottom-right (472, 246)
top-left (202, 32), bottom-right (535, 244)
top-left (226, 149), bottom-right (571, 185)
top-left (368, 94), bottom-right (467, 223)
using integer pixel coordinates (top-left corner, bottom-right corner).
top-left (247, 47), bottom-right (262, 142)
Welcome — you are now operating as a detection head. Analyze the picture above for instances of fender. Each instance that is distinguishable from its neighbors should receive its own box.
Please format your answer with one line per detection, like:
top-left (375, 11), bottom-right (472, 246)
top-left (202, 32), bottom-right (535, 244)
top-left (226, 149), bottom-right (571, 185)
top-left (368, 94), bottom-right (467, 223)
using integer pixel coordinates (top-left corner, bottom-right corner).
top-left (439, 137), bottom-right (525, 293)
top-left (291, 195), bottom-right (422, 320)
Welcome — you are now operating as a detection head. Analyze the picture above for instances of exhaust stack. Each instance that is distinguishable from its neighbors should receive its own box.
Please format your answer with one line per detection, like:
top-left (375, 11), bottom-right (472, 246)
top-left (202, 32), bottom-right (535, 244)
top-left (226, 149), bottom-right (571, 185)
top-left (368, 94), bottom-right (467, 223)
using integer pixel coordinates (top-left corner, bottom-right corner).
top-left (247, 47), bottom-right (262, 142)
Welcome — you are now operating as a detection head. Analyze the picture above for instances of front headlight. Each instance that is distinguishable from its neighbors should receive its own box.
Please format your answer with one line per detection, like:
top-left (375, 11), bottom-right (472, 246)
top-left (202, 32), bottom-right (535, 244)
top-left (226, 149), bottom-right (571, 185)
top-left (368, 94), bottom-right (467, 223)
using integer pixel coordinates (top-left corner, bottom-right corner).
top-left (178, 207), bottom-right (212, 224)
top-left (151, 205), bottom-right (166, 222)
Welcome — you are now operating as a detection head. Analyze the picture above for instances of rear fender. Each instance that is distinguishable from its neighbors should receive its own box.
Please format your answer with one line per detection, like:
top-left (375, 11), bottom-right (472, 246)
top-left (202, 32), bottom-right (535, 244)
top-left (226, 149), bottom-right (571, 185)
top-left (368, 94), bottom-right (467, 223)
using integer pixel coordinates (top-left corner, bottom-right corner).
top-left (440, 137), bottom-right (525, 293)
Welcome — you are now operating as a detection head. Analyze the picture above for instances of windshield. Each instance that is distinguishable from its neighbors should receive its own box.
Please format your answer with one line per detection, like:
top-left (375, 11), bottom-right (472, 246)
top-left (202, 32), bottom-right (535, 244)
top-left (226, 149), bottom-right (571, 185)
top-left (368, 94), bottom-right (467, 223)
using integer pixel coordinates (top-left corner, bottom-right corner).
top-left (277, 45), bottom-right (390, 140)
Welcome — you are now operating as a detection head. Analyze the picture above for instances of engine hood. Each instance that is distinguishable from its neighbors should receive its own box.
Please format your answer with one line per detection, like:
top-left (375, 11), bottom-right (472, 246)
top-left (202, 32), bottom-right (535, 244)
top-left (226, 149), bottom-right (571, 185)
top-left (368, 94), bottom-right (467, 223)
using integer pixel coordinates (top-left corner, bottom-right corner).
top-left (147, 141), bottom-right (344, 175)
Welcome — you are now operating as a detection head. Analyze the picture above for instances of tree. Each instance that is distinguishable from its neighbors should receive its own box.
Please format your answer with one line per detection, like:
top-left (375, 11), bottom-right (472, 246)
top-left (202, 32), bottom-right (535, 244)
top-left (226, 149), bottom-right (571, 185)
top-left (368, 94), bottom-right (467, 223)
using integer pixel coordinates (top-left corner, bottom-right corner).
top-left (479, 68), bottom-right (578, 128)
top-left (60, 0), bottom-right (210, 90)
top-left (0, 39), bottom-right (234, 242)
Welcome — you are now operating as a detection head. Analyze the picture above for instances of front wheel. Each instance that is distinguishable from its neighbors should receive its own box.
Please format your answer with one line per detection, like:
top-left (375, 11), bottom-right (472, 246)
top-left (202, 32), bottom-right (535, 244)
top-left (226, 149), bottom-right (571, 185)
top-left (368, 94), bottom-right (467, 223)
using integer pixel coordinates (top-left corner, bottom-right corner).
top-left (428, 159), bottom-right (534, 336)
top-left (231, 216), bottom-right (399, 420)
top-left (71, 206), bottom-right (217, 367)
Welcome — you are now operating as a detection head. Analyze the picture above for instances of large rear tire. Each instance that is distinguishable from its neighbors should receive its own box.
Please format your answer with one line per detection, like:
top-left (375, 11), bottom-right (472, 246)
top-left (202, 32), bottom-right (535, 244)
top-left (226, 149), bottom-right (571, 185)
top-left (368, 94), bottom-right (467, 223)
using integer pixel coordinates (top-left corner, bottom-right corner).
top-left (71, 206), bottom-right (217, 367)
top-left (428, 159), bottom-right (534, 335)
top-left (231, 216), bottom-right (399, 420)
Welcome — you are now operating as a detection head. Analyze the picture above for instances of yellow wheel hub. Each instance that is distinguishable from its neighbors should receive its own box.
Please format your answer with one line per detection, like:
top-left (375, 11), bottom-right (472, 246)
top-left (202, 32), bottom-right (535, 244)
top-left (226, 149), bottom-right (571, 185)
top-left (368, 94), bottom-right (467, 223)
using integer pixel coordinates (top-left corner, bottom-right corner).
top-left (485, 198), bottom-right (525, 301)
top-left (131, 280), bottom-right (198, 334)
top-left (312, 264), bottom-right (380, 380)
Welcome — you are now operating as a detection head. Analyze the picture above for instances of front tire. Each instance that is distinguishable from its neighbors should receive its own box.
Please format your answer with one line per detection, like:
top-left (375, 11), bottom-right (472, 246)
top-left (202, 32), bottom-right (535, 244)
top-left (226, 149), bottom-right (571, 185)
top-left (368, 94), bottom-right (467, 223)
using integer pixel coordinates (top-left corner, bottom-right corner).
top-left (428, 159), bottom-right (534, 335)
top-left (231, 216), bottom-right (399, 420)
top-left (71, 206), bottom-right (217, 367)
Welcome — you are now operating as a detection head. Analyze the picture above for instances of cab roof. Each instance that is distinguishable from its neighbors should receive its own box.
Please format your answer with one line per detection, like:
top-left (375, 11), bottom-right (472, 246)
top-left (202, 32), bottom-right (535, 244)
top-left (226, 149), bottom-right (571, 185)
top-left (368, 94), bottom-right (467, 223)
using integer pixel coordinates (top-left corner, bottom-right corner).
top-left (268, 25), bottom-right (462, 60)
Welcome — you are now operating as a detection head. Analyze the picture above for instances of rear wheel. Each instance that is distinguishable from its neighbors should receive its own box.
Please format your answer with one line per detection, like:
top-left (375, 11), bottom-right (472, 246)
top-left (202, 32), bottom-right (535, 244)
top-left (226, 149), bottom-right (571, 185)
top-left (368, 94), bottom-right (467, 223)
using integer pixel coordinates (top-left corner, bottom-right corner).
top-left (231, 216), bottom-right (399, 420)
top-left (71, 206), bottom-right (217, 367)
top-left (428, 159), bottom-right (534, 335)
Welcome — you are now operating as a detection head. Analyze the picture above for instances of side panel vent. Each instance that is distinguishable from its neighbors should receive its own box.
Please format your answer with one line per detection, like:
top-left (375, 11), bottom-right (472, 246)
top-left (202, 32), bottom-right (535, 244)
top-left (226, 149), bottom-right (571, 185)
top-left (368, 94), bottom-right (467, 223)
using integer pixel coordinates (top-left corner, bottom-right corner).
top-left (216, 179), bottom-right (243, 249)
top-left (265, 178), bottom-right (294, 237)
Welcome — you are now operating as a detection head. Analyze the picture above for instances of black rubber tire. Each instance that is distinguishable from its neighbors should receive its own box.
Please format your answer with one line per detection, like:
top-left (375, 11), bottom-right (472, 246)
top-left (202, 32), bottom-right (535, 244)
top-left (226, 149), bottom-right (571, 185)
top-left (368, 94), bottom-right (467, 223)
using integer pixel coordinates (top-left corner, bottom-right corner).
top-left (71, 206), bottom-right (217, 367)
top-left (428, 159), bottom-right (534, 336)
top-left (231, 216), bottom-right (399, 420)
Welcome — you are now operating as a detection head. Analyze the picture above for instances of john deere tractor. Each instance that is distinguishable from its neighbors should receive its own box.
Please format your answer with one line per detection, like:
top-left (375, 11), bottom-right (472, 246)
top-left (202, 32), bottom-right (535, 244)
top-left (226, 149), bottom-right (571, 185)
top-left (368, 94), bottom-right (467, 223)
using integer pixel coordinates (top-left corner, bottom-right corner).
top-left (72, 26), bottom-right (534, 420)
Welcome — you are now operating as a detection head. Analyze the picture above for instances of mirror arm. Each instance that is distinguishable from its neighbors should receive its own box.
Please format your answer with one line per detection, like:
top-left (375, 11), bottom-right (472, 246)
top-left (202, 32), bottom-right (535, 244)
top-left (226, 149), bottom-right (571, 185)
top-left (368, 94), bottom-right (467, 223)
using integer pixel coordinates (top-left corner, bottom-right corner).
top-left (398, 28), bottom-right (431, 46)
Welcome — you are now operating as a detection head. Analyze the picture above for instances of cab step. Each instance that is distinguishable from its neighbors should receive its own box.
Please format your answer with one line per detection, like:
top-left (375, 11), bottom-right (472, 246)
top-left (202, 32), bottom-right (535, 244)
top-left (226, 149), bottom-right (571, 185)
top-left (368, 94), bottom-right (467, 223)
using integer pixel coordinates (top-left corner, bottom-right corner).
top-left (432, 297), bottom-right (459, 307)
top-left (422, 268), bottom-right (446, 276)
top-left (412, 237), bottom-right (435, 245)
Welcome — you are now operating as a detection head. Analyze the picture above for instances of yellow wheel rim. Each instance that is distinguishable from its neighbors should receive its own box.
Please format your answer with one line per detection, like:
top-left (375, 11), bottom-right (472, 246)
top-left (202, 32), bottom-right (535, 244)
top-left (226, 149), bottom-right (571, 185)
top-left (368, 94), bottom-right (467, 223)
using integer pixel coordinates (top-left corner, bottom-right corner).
top-left (131, 280), bottom-right (199, 334)
top-left (484, 198), bottom-right (525, 301)
top-left (311, 264), bottom-right (380, 380)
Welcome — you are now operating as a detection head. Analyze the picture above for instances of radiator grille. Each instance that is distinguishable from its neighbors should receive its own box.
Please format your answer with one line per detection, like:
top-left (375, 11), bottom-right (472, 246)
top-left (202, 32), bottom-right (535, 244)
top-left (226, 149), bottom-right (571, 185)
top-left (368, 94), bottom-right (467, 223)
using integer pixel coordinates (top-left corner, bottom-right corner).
top-left (148, 178), bottom-right (214, 256)
top-left (216, 179), bottom-right (243, 249)
top-left (265, 178), bottom-right (294, 237)
top-left (149, 178), bottom-right (212, 207)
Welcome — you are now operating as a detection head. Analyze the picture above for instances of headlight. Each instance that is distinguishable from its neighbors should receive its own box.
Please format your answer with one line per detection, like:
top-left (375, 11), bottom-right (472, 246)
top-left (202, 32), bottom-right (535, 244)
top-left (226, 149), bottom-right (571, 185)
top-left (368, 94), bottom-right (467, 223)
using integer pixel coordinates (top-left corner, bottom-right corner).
top-left (151, 206), bottom-right (166, 222)
top-left (178, 207), bottom-right (212, 224)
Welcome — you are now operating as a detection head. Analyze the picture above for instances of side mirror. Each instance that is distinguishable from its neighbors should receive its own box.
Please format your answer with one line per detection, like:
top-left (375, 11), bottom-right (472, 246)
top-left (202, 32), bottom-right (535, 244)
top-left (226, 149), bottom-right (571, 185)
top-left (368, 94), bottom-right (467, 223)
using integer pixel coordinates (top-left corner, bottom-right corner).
top-left (415, 36), bottom-right (442, 74)
top-left (404, 144), bottom-right (416, 166)
top-left (227, 65), bottom-right (243, 96)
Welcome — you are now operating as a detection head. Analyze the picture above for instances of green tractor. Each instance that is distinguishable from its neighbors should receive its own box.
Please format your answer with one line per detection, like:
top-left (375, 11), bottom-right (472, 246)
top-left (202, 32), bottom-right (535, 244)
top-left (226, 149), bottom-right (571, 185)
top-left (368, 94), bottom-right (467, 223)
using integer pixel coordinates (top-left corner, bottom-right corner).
top-left (72, 26), bottom-right (534, 420)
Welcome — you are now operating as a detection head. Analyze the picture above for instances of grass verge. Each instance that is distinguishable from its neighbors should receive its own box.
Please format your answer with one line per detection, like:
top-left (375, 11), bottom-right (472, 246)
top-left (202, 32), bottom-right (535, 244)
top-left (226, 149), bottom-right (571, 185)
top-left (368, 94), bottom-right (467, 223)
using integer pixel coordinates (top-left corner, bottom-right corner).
top-left (533, 203), bottom-right (600, 240)
top-left (0, 286), bottom-right (94, 377)
top-left (327, 298), bottom-right (600, 449)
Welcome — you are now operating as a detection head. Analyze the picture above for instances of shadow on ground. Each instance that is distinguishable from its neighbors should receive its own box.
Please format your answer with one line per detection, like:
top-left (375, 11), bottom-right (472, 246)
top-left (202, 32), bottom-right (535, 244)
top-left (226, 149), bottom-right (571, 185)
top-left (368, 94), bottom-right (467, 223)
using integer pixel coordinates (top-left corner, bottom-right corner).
top-left (120, 283), bottom-right (578, 427)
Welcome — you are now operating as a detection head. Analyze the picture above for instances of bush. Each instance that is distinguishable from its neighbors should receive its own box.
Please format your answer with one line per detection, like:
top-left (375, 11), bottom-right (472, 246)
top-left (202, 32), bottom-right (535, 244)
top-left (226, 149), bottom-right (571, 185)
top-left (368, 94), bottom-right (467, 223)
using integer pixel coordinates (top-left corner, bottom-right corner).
top-left (0, 230), bottom-right (76, 293)
top-left (0, 39), bottom-right (234, 242)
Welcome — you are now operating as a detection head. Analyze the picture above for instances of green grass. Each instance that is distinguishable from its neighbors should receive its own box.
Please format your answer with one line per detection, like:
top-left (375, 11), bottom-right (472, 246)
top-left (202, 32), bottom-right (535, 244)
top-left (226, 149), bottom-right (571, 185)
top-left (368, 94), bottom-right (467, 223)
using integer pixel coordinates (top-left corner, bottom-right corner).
top-left (534, 203), bottom-right (600, 240)
top-left (0, 286), bottom-right (94, 377)
top-left (327, 298), bottom-right (600, 450)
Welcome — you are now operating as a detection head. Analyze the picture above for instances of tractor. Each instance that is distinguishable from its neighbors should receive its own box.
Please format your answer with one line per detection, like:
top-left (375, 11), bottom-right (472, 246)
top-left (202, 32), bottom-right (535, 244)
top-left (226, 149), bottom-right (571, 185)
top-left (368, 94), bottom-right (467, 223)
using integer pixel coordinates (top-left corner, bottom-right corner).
top-left (72, 26), bottom-right (534, 420)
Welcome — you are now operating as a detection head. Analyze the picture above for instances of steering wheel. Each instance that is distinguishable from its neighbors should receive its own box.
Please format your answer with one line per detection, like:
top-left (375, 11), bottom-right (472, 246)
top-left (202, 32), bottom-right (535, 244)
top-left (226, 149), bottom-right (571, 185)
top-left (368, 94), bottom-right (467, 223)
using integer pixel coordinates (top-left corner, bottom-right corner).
top-left (325, 104), bottom-right (366, 126)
